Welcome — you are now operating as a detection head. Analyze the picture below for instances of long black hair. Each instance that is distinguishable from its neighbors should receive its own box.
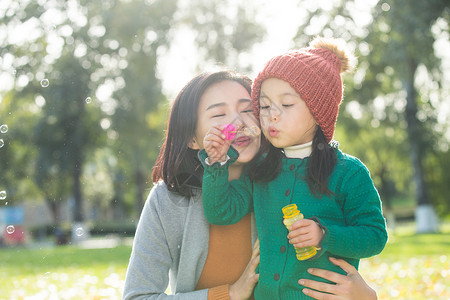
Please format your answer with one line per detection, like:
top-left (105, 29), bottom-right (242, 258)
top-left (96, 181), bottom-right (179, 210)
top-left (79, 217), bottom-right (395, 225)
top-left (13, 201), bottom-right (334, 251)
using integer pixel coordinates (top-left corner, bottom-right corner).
top-left (152, 70), bottom-right (252, 197)
top-left (249, 127), bottom-right (337, 197)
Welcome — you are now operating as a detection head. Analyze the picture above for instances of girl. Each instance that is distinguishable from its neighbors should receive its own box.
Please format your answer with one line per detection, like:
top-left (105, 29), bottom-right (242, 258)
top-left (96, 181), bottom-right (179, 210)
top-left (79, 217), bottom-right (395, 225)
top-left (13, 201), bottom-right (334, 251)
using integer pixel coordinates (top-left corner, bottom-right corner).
top-left (200, 37), bottom-right (387, 300)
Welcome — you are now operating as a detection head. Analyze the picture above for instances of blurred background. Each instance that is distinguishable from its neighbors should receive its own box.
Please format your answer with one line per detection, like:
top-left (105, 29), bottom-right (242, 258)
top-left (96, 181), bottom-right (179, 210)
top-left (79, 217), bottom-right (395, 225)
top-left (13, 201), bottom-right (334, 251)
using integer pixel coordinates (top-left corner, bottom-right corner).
top-left (0, 0), bottom-right (449, 299)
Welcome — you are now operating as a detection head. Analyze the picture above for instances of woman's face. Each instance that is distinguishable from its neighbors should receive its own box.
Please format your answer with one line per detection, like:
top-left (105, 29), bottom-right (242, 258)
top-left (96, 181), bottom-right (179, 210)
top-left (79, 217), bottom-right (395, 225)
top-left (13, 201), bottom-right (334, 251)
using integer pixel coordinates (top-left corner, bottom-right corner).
top-left (191, 80), bottom-right (260, 165)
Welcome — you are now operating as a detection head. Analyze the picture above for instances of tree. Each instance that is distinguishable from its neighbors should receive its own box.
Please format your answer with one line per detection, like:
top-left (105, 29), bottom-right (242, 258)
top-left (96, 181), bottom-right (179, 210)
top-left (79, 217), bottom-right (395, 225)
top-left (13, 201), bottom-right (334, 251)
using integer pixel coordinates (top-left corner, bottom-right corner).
top-left (1, 0), bottom-right (267, 224)
top-left (181, 0), bottom-right (266, 72)
top-left (33, 54), bottom-right (103, 223)
top-left (0, 91), bottom-right (42, 209)
top-left (360, 0), bottom-right (448, 232)
top-left (106, 0), bottom-right (266, 216)
top-left (293, 0), bottom-right (450, 232)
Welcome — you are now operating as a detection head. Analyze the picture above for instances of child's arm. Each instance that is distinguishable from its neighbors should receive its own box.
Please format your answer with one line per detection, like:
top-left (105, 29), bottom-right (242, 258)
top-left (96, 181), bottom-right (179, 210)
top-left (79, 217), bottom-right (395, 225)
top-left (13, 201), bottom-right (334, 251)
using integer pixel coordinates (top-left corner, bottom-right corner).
top-left (319, 162), bottom-right (388, 258)
top-left (289, 160), bottom-right (387, 259)
top-left (199, 126), bottom-right (253, 225)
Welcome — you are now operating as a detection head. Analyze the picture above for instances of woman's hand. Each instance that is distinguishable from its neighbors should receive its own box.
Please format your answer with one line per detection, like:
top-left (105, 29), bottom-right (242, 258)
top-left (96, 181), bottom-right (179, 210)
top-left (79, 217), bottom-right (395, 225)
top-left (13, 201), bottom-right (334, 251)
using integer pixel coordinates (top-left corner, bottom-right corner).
top-left (203, 125), bottom-right (231, 164)
top-left (299, 257), bottom-right (377, 300)
top-left (229, 238), bottom-right (260, 300)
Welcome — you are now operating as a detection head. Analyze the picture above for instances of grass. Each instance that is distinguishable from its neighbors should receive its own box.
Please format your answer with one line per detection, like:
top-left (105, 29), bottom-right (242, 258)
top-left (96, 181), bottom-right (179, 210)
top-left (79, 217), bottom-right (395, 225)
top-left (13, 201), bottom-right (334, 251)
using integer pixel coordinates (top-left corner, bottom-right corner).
top-left (359, 223), bottom-right (450, 300)
top-left (0, 245), bottom-right (131, 299)
top-left (0, 223), bottom-right (449, 299)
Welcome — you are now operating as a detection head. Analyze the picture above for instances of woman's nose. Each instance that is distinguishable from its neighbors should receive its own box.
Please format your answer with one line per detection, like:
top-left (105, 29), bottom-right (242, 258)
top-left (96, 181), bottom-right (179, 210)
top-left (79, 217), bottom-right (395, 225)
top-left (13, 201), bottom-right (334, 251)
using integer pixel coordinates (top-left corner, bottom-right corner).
top-left (233, 118), bottom-right (243, 130)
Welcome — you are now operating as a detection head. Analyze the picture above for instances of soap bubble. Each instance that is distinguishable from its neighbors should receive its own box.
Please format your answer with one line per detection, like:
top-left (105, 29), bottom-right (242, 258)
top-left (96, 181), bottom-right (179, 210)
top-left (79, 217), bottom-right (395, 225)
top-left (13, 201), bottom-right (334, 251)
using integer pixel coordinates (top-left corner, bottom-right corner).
top-left (75, 227), bottom-right (84, 237)
top-left (6, 225), bottom-right (15, 234)
top-left (0, 190), bottom-right (6, 200)
top-left (40, 79), bottom-right (49, 87)
top-left (85, 97), bottom-right (92, 104)
top-left (0, 124), bottom-right (7, 133)
top-left (0, 139), bottom-right (4, 148)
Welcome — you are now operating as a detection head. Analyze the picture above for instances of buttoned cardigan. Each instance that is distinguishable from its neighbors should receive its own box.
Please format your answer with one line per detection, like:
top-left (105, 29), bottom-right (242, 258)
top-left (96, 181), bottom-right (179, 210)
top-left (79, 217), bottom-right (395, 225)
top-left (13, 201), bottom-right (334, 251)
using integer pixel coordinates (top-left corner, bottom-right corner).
top-left (199, 147), bottom-right (387, 300)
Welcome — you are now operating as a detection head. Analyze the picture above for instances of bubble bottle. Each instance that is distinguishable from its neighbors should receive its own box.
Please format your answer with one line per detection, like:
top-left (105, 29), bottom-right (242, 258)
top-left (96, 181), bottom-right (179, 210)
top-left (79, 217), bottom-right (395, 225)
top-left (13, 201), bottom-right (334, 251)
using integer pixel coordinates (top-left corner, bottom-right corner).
top-left (282, 204), bottom-right (317, 260)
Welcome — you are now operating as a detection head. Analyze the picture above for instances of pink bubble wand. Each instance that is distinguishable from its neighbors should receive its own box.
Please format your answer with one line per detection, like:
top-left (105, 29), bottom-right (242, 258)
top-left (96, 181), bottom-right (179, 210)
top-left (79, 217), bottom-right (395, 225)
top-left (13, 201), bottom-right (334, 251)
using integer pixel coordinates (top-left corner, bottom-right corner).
top-left (221, 124), bottom-right (261, 140)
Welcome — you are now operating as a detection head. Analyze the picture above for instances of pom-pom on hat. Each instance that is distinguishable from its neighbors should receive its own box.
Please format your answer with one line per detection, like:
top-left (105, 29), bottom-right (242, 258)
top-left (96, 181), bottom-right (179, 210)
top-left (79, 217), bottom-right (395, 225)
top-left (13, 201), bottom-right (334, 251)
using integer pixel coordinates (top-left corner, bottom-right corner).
top-left (251, 36), bottom-right (355, 143)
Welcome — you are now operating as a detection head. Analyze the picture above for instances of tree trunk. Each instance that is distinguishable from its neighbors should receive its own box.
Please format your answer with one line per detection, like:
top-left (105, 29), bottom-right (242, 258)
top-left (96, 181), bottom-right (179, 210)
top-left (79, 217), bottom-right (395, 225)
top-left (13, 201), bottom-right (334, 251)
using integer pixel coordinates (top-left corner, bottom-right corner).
top-left (71, 158), bottom-right (91, 243)
top-left (378, 166), bottom-right (396, 231)
top-left (73, 160), bottom-right (84, 222)
top-left (403, 58), bottom-right (439, 233)
top-left (112, 171), bottom-right (125, 221)
top-left (135, 168), bottom-right (145, 217)
top-left (46, 197), bottom-right (61, 225)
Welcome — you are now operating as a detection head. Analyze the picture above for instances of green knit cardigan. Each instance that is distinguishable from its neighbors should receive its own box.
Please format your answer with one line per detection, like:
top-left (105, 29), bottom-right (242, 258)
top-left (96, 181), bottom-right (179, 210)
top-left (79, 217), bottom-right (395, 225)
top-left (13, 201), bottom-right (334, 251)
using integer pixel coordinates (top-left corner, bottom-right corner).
top-left (199, 147), bottom-right (387, 300)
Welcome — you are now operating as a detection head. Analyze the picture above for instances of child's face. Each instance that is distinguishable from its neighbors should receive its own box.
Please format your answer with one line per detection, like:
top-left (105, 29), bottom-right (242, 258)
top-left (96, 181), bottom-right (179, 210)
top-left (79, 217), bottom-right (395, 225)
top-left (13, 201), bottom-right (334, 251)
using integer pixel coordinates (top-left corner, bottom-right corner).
top-left (193, 80), bottom-right (260, 164)
top-left (259, 78), bottom-right (317, 148)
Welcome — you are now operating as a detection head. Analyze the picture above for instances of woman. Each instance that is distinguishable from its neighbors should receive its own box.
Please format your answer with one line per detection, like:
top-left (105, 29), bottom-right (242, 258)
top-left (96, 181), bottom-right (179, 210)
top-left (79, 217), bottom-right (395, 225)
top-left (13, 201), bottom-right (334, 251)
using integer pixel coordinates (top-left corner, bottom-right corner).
top-left (123, 70), bottom-right (377, 300)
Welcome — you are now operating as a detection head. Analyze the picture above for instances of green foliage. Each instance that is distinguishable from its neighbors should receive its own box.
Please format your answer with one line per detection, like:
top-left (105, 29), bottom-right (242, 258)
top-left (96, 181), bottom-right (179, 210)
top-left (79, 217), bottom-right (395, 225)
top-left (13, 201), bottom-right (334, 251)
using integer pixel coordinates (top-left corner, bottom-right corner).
top-left (180, 0), bottom-right (266, 71)
top-left (424, 150), bottom-right (450, 217)
top-left (293, 0), bottom-right (450, 217)
top-left (0, 91), bottom-right (42, 205)
top-left (0, 0), bottom-right (266, 222)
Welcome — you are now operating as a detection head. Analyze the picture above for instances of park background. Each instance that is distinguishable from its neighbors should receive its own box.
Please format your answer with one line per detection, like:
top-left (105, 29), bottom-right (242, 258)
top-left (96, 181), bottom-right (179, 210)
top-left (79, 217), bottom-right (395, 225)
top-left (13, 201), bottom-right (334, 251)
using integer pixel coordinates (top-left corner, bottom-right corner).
top-left (0, 0), bottom-right (449, 299)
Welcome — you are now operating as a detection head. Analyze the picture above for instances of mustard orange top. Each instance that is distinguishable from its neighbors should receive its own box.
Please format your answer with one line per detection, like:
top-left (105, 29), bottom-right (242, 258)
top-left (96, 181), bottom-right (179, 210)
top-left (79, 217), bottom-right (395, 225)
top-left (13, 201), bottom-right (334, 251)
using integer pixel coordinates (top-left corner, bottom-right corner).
top-left (195, 213), bottom-right (253, 299)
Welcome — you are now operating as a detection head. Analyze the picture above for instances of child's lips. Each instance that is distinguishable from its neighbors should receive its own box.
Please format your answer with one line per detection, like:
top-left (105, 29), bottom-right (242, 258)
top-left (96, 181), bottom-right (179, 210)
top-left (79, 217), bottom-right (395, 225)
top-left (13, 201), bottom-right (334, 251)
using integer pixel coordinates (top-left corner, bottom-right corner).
top-left (269, 126), bottom-right (279, 137)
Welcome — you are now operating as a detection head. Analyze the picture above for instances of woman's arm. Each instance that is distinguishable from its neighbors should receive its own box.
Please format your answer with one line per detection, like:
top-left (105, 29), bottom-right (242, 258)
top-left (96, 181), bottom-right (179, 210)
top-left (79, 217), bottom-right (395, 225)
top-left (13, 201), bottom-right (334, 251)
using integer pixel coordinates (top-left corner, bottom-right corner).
top-left (298, 257), bottom-right (377, 300)
top-left (123, 187), bottom-right (207, 300)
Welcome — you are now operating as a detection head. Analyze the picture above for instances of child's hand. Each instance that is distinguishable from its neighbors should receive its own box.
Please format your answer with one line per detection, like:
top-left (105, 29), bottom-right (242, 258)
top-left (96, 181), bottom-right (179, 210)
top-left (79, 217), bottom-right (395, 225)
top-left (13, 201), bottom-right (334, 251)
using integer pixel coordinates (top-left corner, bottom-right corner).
top-left (287, 219), bottom-right (323, 248)
top-left (203, 124), bottom-right (232, 164)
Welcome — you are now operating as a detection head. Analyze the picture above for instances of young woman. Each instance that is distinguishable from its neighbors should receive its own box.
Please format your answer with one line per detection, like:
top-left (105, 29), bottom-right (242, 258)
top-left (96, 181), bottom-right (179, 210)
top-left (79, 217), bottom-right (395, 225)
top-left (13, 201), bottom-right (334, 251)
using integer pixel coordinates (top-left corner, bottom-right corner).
top-left (123, 71), bottom-right (260, 300)
top-left (123, 70), bottom-right (379, 300)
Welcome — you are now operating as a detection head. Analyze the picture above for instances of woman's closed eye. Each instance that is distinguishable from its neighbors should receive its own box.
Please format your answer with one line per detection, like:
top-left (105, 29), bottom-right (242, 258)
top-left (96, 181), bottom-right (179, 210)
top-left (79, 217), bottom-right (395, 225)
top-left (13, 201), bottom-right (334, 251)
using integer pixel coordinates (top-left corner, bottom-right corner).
top-left (211, 113), bottom-right (225, 118)
top-left (260, 105), bottom-right (270, 110)
top-left (282, 104), bottom-right (294, 108)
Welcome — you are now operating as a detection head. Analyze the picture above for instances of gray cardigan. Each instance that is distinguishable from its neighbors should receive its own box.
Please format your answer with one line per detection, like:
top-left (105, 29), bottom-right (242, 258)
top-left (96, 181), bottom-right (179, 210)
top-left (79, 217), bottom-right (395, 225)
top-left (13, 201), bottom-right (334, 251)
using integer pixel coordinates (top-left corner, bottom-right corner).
top-left (123, 181), bottom-right (257, 299)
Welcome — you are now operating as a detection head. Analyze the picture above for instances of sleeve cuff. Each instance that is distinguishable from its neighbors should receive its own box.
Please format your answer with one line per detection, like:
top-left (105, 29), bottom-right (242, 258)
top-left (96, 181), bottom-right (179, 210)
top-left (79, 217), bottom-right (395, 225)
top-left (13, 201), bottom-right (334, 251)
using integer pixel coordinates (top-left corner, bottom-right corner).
top-left (205, 155), bottom-right (230, 166)
top-left (207, 284), bottom-right (230, 300)
top-left (309, 217), bottom-right (328, 258)
top-left (198, 146), bottom-right (239, 168)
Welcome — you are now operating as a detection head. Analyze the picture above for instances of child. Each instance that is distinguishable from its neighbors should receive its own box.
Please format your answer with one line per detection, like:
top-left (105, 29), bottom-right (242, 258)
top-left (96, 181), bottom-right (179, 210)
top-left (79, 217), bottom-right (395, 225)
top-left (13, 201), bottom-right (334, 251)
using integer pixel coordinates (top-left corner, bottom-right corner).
top-left (199, 36), bottom-right (388, 300)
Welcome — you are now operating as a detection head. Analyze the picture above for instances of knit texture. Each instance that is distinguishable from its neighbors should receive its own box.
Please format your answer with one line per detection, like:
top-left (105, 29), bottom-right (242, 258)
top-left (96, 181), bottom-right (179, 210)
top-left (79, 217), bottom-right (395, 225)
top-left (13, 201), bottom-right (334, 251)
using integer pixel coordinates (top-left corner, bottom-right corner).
top-left (251, 38), bottom-right (353, 143)
top-left (207, 285), bottom-right (230, 300)
top-left (200, 147), bottom-right (387, 300)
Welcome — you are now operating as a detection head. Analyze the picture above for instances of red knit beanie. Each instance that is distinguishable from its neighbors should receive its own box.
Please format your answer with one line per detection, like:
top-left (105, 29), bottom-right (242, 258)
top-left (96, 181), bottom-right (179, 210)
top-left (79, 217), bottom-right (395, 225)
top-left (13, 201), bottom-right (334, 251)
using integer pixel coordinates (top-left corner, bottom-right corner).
top-left (251, 36), bottom-right (355, 143)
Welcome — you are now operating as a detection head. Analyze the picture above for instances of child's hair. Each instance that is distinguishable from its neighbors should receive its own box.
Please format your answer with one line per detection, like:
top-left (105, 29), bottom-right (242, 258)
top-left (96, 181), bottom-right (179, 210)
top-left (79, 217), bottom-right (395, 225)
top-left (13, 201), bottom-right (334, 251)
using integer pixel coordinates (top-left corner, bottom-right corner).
top-left (152, 70), bottom-right (252, 197)
top-left (249, 36), bottom-right (355, 196)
